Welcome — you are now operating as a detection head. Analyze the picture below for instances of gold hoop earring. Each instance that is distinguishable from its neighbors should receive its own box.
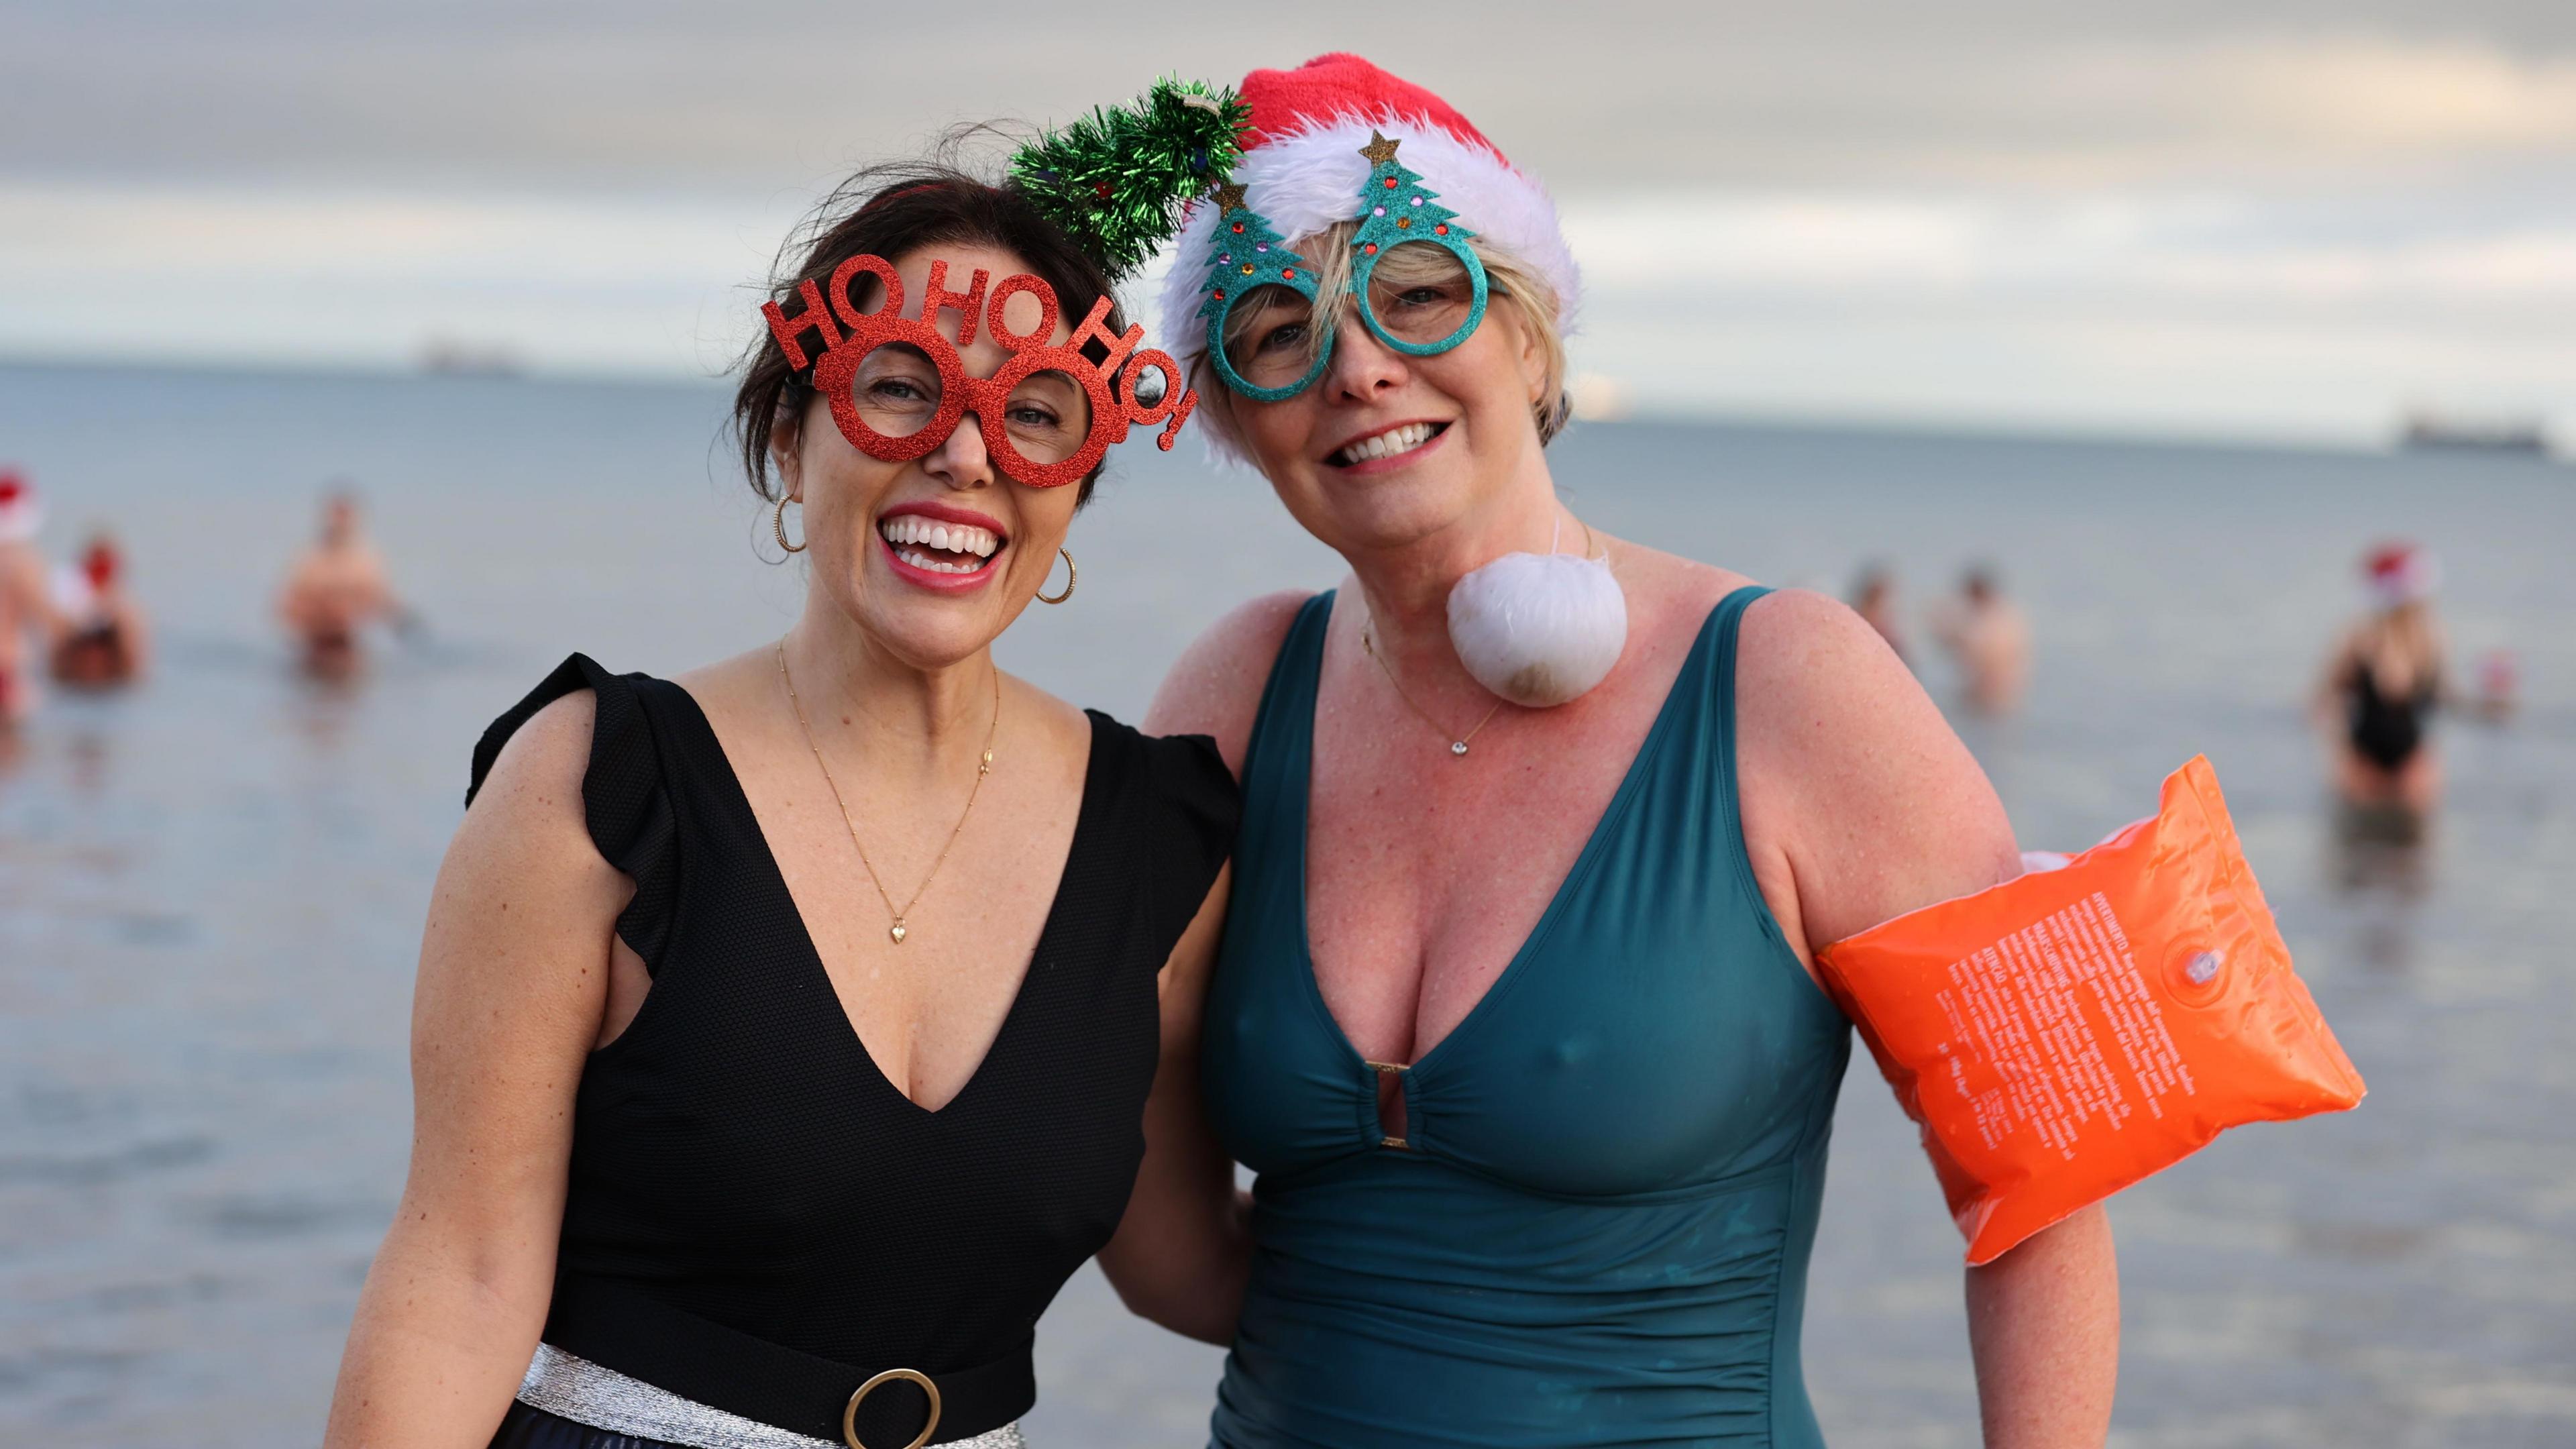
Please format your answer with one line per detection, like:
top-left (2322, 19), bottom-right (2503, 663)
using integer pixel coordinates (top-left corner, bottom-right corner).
top-left (1035, 546), bottom-right (1077, 605)
top-left (773, 495), bottom-right (806, 555)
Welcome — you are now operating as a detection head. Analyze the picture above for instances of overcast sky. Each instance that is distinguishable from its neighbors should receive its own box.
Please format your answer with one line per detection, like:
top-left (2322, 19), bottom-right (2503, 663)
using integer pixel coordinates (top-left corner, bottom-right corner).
top-left (5, 1), bottom-right (2572, 441)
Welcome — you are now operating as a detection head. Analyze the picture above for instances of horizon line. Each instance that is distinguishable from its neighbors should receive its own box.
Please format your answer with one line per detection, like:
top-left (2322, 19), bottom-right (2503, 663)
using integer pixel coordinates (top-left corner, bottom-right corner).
top-left (0, 350), bottom-right (2483, 467)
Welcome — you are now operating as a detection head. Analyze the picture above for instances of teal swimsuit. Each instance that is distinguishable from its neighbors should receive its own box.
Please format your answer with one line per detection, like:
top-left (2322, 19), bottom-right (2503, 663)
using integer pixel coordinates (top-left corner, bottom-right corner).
top-left (1203, 586), bottom-right (1853, 1448)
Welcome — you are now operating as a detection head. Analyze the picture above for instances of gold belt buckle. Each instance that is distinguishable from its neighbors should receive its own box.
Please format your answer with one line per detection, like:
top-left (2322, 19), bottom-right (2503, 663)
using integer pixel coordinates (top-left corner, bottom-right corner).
top-left (842, 1367), bottom-right (941, 1449)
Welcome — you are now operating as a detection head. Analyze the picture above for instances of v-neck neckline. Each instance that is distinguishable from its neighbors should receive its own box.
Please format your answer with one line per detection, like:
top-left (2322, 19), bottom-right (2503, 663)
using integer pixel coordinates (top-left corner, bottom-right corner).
top-left (1289, 594), bottom-right (1728, 1087)
top-left (666, 680), bottom-right (1102, 1118)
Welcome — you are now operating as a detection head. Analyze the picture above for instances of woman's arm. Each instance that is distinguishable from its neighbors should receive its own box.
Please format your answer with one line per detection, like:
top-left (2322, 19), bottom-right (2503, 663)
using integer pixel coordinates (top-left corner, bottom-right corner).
top-left (2312, 625), bottom-right (2363, 731)
top-left (109, 590), bottom-right (152, 674)
top-left (1095, 591), bottom-right (1309, 1344)
top-left (2422, 619), bottom-right (2452, 708)
top-left (1095, 867), bottom-right (1252, 1343)
top-left (1735, 588), bottom-right (2118, 1448)
top-left (276, 552), bottom-right (320, 629)
top-left (323, 693), bottom-right (631, 1448)
top-left (1966, 1203), bottom-right (2121, 1448)
top-left (6, 549), bottom-right (60, 636)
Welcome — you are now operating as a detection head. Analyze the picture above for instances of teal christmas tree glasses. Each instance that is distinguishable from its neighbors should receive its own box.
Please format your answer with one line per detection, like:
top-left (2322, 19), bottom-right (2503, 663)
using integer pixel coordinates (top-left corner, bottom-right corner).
top-left (1199, 131), bottom-right (1491, 401)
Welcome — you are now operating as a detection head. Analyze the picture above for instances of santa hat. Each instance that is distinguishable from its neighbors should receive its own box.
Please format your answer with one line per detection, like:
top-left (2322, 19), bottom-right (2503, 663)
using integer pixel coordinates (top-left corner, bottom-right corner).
top-left (83, 537), bottom-right (121, 591)
top-left (2363, 541), bottom-right (2438, 608)
top-left (1157, 56), bottom-right (1580, 439)
top-left (0, 469), bottom-right (40, 544)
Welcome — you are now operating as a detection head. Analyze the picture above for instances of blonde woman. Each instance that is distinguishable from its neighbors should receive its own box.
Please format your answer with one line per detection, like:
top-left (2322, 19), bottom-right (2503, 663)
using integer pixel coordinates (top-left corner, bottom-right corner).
top-left (2318, 541), bottom-right (2448, 814)
top-left (1100, 56), bottom-right (2119, 1448)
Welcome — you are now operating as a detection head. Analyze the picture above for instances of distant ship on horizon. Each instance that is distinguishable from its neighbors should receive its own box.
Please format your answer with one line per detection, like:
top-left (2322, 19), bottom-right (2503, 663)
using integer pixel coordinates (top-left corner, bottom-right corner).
top-left (2399, 411), bottom-right (2555, 458)
top-left (416, 337), bottom-right (526, 379)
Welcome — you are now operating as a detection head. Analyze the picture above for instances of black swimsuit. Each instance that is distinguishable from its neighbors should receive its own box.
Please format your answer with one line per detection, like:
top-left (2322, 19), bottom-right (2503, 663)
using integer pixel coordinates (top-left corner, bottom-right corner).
top-left (2345, 659), bottom-right (2436, 772)
top-left (467, 655), bottom-right (1236, 1448)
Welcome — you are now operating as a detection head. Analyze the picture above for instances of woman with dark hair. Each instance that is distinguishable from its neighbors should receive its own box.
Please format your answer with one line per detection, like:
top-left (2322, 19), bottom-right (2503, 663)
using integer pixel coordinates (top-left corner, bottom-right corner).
top-left (325, 87), bottom-right (1244, 1449)
top-left (1101, 56), bottom-right (2118, 1447)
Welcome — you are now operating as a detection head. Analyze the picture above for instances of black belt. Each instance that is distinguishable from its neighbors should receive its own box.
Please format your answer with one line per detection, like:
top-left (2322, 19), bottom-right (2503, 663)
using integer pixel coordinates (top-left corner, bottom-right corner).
top-left (545, 1275), bottom-right (1034, 1448)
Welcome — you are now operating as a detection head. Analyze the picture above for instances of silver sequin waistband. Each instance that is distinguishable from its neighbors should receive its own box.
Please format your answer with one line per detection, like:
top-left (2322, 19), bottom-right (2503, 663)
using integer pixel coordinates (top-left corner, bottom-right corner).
top-left (517, 1342), bottom-right (1028, 1449)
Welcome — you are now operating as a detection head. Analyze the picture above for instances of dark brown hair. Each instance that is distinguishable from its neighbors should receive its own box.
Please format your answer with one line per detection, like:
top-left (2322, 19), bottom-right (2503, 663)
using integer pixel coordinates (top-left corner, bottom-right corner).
top-left (732, 162), bottom-right (1129, 506)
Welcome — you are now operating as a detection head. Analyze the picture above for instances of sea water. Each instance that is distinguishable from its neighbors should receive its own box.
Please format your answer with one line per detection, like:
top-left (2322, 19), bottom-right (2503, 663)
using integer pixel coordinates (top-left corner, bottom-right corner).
top-left (1, 362), bottom-right (2570, 1448)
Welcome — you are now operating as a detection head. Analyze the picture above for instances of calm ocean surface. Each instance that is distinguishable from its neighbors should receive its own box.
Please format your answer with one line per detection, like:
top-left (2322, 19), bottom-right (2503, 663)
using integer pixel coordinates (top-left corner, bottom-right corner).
top-left (1, 362), bottom-right (2570, 1448)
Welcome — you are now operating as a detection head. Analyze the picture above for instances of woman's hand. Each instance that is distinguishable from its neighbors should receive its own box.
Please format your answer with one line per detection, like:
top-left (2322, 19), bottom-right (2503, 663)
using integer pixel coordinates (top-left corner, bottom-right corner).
top-left (1735, 588), bottom-right (2119, 1446)
top-left (323, 692), bottom-right (631, 1448)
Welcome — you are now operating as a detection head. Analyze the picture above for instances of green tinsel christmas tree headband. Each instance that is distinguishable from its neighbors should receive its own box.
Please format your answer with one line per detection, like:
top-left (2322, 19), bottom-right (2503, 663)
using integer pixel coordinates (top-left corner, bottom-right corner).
top-left (1010, 78), bottom-right (1250, 282)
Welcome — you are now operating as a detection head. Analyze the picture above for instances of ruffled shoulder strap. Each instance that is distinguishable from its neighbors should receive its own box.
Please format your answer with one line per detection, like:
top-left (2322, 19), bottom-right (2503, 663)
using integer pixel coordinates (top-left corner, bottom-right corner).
top-left (1084, 711), bottom-right (1242, 960)
top-left (468, 653), bottom-right (682, 972)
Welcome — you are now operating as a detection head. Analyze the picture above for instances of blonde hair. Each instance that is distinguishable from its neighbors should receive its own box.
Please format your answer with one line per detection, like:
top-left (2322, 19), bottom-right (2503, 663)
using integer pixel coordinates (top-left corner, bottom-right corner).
top-left (1199, 222), bottom-right (1571, 458)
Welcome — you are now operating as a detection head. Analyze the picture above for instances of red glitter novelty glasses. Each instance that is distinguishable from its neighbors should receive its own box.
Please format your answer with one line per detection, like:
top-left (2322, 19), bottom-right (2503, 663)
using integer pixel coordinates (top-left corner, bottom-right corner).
top-left (763, 256), bottom-right (1197, 489)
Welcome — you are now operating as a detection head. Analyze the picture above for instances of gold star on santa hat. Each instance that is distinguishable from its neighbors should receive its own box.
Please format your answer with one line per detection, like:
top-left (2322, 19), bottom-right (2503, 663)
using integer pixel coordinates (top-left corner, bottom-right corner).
top-left (1211, 181), bottom-right (1249, 211)
top-left (1157, 56), bottom-right (1583, 472)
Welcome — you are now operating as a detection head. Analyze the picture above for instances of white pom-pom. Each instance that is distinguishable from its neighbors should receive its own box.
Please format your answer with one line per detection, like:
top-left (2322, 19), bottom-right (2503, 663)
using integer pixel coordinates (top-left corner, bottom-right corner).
top-left (1445, 551), bottom-right (1628, 707)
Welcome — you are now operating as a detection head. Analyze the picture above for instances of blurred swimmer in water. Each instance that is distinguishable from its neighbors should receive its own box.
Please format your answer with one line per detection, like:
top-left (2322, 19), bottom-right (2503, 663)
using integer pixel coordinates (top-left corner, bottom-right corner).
top-left (2317, 542), bottom-right (2447, 816)
top-left (50, 531), bottom-right (150, 688)
top-left (278, 490), bottom-right (402, 680)
top-left (1847, 561), bottom-right (1909, 666)
top-left (1934, 563), bottom-right (2029, 715)
top-left (0, 470), bottom-right (60, 727)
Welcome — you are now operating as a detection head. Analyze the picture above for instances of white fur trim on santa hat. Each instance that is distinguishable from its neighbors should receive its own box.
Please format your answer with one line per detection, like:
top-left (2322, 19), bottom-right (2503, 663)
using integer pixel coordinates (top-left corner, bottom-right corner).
top-left (2367, 548), bottom-right (2440, 608)
top-left (1157, 110), bottom-right (1582, 466)
top-left (0, 492), bottom-right (40, 544)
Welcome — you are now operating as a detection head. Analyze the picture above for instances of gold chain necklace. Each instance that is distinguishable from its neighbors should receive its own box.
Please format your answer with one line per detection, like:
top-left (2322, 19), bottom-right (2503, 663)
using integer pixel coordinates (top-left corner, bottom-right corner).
top-left (775, 640), bottom-right (998, 944)
top-left (1355, 519), bottom-right (1604, 759)
top-left (1360, 622), bottom-right (1505, 758)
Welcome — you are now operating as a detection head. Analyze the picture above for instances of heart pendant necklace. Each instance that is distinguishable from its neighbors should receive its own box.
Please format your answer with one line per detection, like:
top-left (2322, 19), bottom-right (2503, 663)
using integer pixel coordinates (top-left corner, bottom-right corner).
top-left (778, 641), bottom-right (1000, 944)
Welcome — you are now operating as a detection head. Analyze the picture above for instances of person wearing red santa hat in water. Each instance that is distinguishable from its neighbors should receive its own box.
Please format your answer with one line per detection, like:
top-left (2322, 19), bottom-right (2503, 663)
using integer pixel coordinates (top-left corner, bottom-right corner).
top-left (1101, 56), bottom-right (2118, 1447)
top-left (2316, 541), bottom-right (2448, 816)
top-left (50, 530), bottom-right (152, 688)
top-left (0, 470), bottom-right (65, 727)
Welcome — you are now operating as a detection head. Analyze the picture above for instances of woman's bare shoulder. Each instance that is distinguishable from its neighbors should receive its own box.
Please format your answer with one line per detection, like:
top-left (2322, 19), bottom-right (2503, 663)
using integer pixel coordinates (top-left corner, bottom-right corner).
top-left (1737, 585), bottom-right (1890, 684)
top-left (1145, 590), bottom-right (1318, 777)
top-left (1734, 586), bottom-right (1975, 785)
top-left (472, 688), bottom-right (598, 831)
top-left (1733, 586), bottom-right (2018, 949)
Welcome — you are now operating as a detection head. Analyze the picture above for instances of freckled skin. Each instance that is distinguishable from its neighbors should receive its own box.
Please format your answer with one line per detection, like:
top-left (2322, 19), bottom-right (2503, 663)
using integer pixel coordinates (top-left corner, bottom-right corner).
top-left (1104, 280), bottom-right (2121, 1440)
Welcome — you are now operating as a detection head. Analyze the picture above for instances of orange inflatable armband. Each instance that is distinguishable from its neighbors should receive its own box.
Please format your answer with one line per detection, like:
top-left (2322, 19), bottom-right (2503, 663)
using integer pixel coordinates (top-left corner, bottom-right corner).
top-left (1816, 757), bottom-right (2365, 1265)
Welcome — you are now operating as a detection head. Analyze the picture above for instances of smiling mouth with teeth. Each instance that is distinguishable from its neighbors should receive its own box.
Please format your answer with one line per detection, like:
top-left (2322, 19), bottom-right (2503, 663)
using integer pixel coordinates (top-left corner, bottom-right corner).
top-left (1330, 421), bottom-right (1449, 467)
top-left (879, 513), bottom-right (1004, 575)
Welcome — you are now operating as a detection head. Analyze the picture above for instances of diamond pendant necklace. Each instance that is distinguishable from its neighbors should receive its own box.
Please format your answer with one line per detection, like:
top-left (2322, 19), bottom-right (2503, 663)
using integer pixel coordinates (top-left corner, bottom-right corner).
top-left (777, 640), bottom-right (999, 944)
top-left (1361, 620), bottom-right (1505, 758)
